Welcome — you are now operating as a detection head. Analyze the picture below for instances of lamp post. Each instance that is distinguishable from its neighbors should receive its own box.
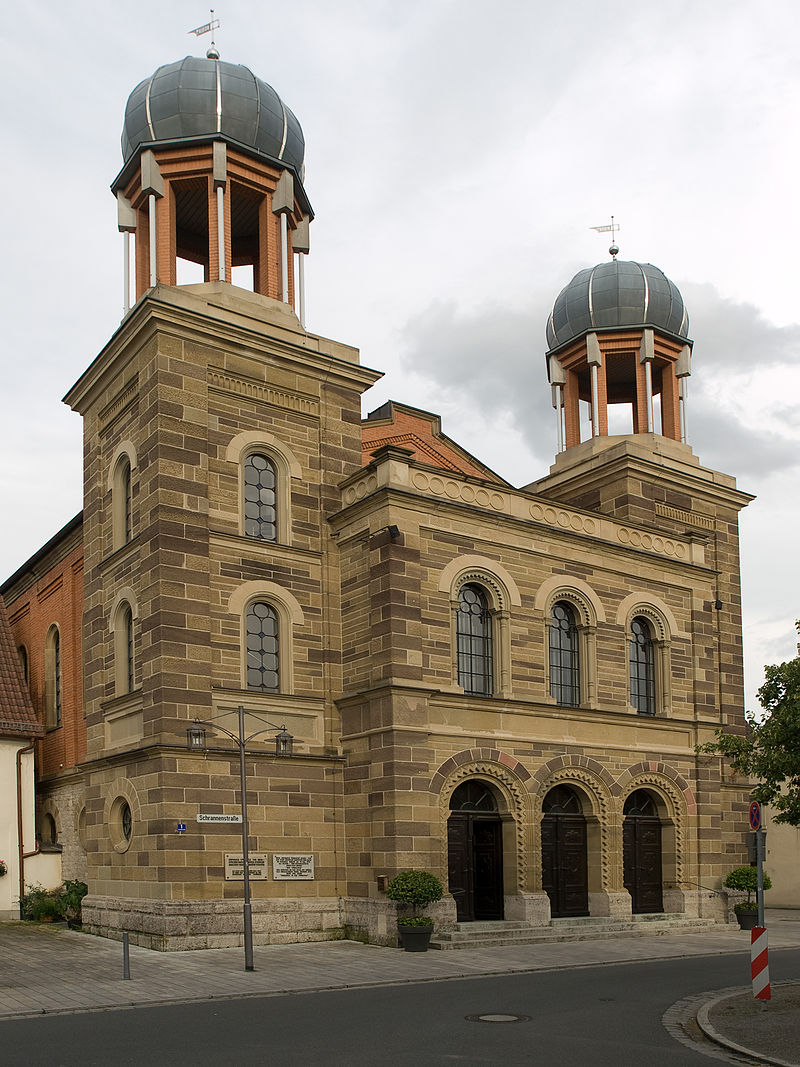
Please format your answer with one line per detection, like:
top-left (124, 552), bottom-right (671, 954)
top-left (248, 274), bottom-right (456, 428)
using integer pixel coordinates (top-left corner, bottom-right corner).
top-left (186, 705), bottom-right (293, 971)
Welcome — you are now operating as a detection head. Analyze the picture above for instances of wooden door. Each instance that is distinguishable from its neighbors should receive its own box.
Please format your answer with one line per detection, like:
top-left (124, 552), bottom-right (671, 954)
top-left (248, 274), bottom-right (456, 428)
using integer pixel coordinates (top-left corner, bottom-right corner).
top-left (447, 812), bottom-right (504, 921)
top-left (541, 813), bottom-right (588, 918)
top-left (623, 817), bottom-right (663, 913)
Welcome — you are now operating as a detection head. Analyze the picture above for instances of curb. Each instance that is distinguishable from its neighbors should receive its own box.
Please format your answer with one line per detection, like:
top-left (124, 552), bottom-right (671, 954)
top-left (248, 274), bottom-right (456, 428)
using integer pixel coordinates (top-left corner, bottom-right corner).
top-left (696, 986), bottom-right (800, 1067)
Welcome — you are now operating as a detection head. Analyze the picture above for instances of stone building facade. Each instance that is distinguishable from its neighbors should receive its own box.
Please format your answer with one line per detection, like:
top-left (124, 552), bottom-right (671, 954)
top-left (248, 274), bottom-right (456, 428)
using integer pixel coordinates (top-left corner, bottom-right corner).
top-left (0, 52), bottom-right (753, 947)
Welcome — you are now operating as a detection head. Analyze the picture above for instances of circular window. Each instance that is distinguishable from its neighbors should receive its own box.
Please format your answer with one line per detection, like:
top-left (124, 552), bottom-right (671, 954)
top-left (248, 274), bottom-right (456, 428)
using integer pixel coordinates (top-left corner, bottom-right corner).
top-left (109, 796), bottom-right (134, 853)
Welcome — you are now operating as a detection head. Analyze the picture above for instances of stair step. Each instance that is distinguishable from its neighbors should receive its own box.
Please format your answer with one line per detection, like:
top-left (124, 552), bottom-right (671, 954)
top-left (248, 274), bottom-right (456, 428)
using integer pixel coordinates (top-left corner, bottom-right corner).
top-left (431, 917), bottom-right (722, 950)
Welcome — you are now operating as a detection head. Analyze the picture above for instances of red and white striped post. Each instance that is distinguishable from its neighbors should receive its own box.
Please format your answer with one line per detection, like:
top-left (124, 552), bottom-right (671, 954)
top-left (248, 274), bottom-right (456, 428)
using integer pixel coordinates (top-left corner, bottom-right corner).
top-left (751, 926), bottom-right (771, 1000)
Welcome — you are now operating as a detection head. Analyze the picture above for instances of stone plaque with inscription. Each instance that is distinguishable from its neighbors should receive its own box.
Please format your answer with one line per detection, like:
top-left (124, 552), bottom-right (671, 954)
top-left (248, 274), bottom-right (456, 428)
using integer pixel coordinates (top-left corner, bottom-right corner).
top-left (272, 854), bottom-right (315, 880)
top-left (224, 853), bottom-right (269, 880)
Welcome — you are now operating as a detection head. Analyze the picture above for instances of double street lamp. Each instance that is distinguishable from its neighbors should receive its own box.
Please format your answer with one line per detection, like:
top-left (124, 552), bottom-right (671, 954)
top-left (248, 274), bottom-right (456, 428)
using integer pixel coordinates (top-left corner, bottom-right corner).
top-left (186, 705), bottom-right (294, 971)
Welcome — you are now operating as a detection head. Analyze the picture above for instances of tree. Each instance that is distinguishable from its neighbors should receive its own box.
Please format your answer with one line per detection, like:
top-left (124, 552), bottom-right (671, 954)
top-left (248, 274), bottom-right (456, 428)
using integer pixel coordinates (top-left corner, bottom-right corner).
top-left (699, 621), bottom-right (800, 825)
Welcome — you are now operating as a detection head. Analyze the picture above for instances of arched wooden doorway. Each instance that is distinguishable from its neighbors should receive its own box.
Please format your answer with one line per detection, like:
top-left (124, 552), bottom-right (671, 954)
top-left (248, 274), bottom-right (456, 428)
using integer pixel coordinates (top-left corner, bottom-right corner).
top-left (541, 785), bottom-right (588, 918)
top-left (623, 790), bottom-right (663, 913)
top-left (447, 781), bottom-right (504, 922)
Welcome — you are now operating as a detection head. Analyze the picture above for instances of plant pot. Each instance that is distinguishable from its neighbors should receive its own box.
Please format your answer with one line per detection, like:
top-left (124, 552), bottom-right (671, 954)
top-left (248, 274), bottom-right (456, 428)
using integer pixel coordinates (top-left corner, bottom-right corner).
top-left (735, 909), bottom-right (759, 930)
top-left (397, 924), bottom-right (433, 952)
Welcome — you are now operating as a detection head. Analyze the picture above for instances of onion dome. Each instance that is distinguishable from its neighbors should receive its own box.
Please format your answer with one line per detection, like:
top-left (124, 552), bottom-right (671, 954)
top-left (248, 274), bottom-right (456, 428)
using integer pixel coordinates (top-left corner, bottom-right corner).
top-left (121, 56), bottom-right (305, 176)
top-left (546, 260), bottom-right (688, 351)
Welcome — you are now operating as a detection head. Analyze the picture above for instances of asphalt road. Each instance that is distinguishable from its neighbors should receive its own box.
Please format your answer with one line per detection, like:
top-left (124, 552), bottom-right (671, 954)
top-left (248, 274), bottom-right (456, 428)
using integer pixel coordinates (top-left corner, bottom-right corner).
top-left (5, 949), bottom-right (798, 1066)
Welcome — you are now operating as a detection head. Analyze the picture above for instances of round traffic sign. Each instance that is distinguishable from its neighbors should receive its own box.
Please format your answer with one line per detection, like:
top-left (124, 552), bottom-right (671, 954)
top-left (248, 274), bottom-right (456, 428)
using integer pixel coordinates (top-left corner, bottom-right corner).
top-left (749, 801), bottom-right (761, 831)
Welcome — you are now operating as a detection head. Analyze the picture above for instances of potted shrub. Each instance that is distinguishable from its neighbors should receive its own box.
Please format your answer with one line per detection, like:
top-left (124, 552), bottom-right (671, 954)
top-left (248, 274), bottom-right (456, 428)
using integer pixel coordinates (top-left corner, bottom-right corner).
top-left (724, 865), bottom-right (772, 930)
top-left (0, 859), bottom-right (7, 877)
top-left (387, 869), bottom-right (444, 951)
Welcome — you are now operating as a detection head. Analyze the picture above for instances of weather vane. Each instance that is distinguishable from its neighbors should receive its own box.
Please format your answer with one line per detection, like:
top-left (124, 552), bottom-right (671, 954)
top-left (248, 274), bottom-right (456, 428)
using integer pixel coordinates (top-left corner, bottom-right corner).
top-left (189, 9), bottom-right (221, 58)
top-left (590, 215), bottom-right (620, 258)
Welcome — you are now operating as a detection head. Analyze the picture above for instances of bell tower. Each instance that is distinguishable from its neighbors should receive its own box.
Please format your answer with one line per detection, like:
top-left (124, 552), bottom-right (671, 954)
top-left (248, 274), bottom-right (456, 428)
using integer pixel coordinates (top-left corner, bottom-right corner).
top-left (112, 53), bottom-right (311, 317)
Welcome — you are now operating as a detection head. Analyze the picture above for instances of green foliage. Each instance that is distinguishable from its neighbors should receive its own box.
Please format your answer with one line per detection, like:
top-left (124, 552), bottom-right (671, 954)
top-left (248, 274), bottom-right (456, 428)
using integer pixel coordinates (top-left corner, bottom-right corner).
top-left (387, 869), bottom-right (444, 925)
top-left (698, 621), bottom-right (800, 826)
top-left (723, 865), bottom-right (772, 908)
top-left (19, 879), bottom-right (88, 924)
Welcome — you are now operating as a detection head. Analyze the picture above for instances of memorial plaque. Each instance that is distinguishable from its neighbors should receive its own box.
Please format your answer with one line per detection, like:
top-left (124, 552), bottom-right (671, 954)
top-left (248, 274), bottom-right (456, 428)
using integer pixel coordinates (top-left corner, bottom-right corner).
top-left (272, 854), bottom-right (315, 880)
top-left (224, 853), bottom-right (269, 880)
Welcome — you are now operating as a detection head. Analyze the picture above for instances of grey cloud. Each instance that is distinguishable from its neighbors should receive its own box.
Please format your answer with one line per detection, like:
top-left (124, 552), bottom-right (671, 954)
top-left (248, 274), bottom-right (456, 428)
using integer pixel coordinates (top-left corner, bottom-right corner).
top-left (400, 290), bottom-right (799, 487)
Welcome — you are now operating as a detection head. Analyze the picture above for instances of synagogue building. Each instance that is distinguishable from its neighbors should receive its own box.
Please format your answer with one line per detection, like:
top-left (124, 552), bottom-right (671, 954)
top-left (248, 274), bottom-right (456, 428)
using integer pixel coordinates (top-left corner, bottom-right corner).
top-left (0, 51), bottom-right (753, 948)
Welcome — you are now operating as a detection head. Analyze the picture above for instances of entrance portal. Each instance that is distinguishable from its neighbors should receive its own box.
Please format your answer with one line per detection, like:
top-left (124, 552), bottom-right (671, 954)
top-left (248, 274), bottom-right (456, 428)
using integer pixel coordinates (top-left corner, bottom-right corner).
top-left (447, 781), bottom-right (504, 922)
top-left (541, 785), bottom-right (589, 918)
top-left (623, 790), bottom-right (664, 913)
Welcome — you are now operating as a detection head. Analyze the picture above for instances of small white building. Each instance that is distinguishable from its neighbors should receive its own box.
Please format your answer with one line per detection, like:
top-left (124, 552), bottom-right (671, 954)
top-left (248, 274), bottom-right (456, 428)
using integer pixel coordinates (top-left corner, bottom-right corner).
top-left (0, 596), bottom-right (51, 920)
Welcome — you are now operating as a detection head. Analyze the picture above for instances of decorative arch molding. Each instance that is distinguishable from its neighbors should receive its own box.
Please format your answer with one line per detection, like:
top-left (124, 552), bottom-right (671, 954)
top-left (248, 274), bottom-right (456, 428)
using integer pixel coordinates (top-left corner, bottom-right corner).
top-left (533, 575), bottom-right (605, 625)
top-left (109, 587), bottom-right (140, 627)
top-left (531, 754), bottom-right (615, 893)
top-left (225, 429), bottom-right (302, 478)
top-left (430, 749), bottom-right (532, 893)
top-left (437, 555), bottom-right (522, 609)
top-left (616, 762), bottom-right (694, 889)
top-left (106, 440), bottom-right (138, 489)
top-left (227, 581), bottom-right (305, 626)
top-left (615, 592), bottom-right (683, 641)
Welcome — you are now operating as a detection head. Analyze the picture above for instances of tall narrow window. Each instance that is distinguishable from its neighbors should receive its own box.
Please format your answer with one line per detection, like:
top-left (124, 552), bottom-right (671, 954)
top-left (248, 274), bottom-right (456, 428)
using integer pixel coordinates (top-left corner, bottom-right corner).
top-left (54, 630), bottom-right (62, 727)
top-left (122, 459), bottom-right (132, 544)
top-left (46, 626), bottom-right (62, 728)
top-left (112, 453), bottom-right (134, 550)
top-left (549, 601), bottom-right (580, 706)
top-left (246, 601), bottom-right (280, 691)
top-left (244, 453), bottom-right (277, 541)
top-left (123, 604), bottom-right (134, 694)
top-left (457, 583), bottom-right (493, 696)
top-left (18, 645), bottom-right (28, 685)
top-left (630, 616), bottom-right (655, 715)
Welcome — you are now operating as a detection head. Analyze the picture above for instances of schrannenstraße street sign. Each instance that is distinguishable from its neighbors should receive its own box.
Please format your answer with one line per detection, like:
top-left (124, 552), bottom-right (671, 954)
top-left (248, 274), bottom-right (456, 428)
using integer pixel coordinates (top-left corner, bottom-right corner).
top-left (197, 814), bottom-right (243, 823)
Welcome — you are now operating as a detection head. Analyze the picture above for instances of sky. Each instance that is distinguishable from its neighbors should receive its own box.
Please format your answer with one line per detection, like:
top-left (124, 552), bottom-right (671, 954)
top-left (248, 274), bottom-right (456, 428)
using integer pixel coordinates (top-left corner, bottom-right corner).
top-left (1, 0), bottom-right (798, 713)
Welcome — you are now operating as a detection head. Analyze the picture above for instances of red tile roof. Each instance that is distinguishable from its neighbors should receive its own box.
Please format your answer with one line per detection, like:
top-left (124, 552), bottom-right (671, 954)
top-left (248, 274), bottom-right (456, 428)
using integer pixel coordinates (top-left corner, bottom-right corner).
top-left (0, 595), bottom-right (42, 739)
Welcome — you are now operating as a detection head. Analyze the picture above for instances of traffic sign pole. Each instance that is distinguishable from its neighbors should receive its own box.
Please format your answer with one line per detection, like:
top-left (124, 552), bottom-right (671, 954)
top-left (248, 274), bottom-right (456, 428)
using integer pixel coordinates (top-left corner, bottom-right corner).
top-left (756, 826), bottom-right (765, 928)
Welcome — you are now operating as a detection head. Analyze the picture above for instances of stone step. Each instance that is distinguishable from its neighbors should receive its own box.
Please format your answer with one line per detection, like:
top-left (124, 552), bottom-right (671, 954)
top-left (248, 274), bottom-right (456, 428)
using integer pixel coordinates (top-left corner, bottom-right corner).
top-left (431, 917), bottom-right (723, 950)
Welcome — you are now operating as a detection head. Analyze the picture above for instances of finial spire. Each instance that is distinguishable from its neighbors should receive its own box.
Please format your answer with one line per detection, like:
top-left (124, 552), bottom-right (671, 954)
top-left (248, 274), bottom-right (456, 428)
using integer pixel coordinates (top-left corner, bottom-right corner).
top-left (189, 9), bottom-right (221, 59)
top-left (590, 215), bottom-right (620, 258)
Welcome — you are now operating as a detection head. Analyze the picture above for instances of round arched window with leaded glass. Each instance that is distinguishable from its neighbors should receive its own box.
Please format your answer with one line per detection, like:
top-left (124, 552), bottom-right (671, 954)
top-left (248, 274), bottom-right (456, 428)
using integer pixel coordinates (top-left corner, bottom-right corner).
top-left (246, 601), bottom-right (280, 691)
top-left (244, 453), bottom-right (277, 541)
top-left (630, 616), bottom-right (656, 715)
top-left (549, 601), bottom-right (579, 706)
top-left (456, 583), bottom-right (493, 696)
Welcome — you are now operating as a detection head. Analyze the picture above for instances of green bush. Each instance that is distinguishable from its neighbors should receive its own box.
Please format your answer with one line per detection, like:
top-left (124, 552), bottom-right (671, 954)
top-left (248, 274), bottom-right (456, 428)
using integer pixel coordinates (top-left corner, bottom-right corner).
top-left (723, 865), bottom-right (772, 909)
top-left (387, 870), bottom-right (444, 925)
top-left (19, 879), bottom-right (88, 924)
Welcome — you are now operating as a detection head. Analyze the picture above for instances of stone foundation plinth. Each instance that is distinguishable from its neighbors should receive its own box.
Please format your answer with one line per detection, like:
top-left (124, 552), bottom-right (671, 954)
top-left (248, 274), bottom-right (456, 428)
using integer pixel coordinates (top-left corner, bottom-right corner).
top-left (504, 891), bottom-right (551, 924)
top-left (82, 895), bottom-right (346, 951)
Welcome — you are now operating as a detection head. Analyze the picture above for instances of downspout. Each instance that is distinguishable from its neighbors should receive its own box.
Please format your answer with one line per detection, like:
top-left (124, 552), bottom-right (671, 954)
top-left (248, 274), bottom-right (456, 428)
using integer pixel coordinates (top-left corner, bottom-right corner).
top-left (16, 739), bottom-right (39, 912)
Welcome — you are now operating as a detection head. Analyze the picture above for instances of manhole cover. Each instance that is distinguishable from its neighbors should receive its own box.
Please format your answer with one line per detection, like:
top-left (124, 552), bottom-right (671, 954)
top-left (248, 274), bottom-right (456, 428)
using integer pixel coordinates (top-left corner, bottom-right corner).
top-left (466, 1013), bottom-right (531, 1024)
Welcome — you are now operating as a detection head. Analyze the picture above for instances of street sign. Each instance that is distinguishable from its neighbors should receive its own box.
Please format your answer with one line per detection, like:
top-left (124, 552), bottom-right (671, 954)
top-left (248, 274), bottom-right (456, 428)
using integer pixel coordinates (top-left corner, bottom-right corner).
top-left (176, 823), bottom-right (187, 833)
top-left (749, 801), bottom-right (761, 831)
top-left (197, 814), bottom-right (243, 823)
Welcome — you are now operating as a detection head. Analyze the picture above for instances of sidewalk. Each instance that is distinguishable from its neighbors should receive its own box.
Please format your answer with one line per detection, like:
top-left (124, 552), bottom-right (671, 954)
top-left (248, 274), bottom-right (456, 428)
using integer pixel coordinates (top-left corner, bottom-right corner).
top-left (2, 909), bottom-right (799, 1063)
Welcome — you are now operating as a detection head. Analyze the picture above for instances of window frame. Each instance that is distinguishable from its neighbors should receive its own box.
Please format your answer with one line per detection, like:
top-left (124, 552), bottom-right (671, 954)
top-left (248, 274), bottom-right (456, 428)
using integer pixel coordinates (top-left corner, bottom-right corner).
top-left (108, 442), bottom-right (138, 553)
top-left (245, 599), bottom-right (281, 693)
top-left (456, 582), bottom-right (494, 697)
top-left (630, 615), bottom-right (656, 716)
top-left (549, 600), bottom-right (580, 707)
top-left (45, 624), bottom-right (62, 729)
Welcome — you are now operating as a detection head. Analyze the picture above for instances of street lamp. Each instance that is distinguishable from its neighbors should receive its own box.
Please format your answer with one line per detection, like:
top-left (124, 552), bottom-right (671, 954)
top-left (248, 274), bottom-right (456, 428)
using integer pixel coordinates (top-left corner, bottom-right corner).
top-left (186, 705), bottom-right (294, 971)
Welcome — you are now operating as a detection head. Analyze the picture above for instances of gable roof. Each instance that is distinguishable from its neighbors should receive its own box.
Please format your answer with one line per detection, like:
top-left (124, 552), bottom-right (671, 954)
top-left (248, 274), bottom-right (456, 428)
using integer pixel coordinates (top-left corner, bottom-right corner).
top-left (362, 401), bottom-right (510, 486)
top-left (0, 595), bottom-right (42, 740)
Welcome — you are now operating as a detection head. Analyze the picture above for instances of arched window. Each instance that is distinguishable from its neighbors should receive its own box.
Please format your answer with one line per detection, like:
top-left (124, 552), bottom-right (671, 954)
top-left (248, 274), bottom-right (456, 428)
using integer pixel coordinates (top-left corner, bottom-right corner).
top-left (45, 626), bottom-right (62, 728)
top-left (122, 603), bottom-right (134, 694)
top-left (246, 601), bottom-right (280, 691)
top-left (630, 616), bottom-right (656, 715)
top-left (549, 601), bottom-right (579, 706)
top-left (244, 453), bottom-right (277, 541)
top-left (457, 583), bottom-right (493, 696)
top-left (112, 453), bottom-right (134, 549)
top-left (18, 645), bottom-right (28, 685)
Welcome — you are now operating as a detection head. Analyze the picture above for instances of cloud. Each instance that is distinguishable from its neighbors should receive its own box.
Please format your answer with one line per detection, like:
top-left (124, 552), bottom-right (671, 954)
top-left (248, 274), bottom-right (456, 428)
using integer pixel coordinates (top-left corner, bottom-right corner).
top-left (399, 286), bottom-right (800, 486)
